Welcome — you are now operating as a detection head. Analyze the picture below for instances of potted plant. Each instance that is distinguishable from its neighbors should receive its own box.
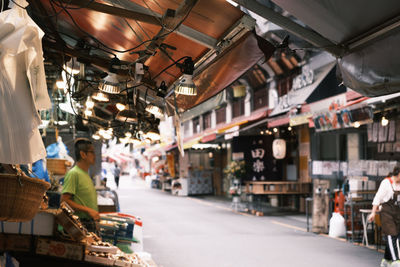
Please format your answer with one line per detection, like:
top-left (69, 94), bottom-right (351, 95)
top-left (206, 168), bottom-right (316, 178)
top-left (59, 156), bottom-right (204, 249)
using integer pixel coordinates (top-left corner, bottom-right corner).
top-left (224, 160), bottom-right (246, 200)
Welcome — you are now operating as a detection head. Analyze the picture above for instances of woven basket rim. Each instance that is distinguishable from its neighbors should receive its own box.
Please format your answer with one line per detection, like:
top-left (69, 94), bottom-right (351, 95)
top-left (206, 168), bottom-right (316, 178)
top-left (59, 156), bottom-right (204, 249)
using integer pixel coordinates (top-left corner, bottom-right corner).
top-left (0, 173), bottom-right (51, 189)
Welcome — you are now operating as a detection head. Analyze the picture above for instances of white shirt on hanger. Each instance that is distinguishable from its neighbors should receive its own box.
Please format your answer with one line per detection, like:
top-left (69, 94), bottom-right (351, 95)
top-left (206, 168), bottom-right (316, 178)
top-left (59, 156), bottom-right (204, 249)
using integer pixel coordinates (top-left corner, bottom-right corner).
top-left (0, 4), bottom-right (51, 164)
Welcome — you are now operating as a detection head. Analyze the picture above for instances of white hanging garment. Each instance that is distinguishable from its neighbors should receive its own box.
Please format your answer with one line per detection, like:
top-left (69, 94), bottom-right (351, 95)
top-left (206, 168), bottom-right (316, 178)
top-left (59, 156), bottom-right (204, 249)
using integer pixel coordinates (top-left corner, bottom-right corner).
top-left (0, 3), bottom-right (51, 164)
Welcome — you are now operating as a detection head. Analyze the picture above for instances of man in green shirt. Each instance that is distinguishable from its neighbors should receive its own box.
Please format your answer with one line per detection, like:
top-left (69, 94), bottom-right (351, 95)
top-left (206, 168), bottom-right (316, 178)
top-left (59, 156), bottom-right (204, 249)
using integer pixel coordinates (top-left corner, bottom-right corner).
top-left (61, 138), bottom-right (99, 231)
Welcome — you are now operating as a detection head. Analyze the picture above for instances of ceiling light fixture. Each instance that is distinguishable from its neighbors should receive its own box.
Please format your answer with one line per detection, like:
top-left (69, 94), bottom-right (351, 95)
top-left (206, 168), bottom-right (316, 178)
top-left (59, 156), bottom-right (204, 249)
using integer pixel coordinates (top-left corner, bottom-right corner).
top-left (130, 137), bottom-right (142, 146)
top-left (56, 80), bottom-right (66, 89)
top-left (145, 104), bottom-right (164, 119)
top-left (92, 133), bottom-right (101, 140)
top-left (353, 121), bottom-right (361, 128)
top-left (273, 128), bottom-right (278, 133)
top-left (157, 81), bottom-right (168, 98)
top-left (381, 116), bottom-right (389, 126)
top-left (145, 127), bottom-right (161, 141)
top-left (92, 92), bottom-right (109, 102)
top-left (175, 57), bottom-right (197, 96)
top-left (116, 109), bottom-right (138, 123)
top-left (98, 57), bottom-right (121, 94)
top-left (116, 103), bottom-right (126, 111)
top-left (84, 109), bottom-right (93, 116)
top-left (85, 97), bottom-right (95, 109)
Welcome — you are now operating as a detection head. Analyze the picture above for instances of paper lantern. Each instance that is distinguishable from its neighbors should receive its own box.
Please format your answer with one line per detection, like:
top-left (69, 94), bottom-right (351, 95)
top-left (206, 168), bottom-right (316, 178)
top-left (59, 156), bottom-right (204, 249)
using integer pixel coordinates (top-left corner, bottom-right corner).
top-left (272, 139), bottom-right (286, 159)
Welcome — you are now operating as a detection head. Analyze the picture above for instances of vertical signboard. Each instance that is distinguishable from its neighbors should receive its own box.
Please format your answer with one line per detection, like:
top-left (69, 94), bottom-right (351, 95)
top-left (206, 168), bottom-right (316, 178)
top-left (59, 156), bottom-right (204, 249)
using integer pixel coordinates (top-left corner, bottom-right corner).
top-left (232, 136), bottom-right (280, 181)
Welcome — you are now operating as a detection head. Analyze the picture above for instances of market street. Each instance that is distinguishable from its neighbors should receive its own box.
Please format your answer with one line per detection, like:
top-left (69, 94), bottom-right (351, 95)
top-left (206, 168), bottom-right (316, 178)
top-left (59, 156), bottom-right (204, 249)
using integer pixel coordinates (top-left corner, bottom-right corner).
top-left (114, 176), bottom-right (382, 267)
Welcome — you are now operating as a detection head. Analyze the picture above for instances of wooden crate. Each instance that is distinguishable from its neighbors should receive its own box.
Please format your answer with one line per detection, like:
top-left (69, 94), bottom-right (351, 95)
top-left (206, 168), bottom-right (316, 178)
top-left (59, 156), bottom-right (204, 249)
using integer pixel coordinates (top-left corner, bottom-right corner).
top-left (47, 159), bottom-right (68, 175)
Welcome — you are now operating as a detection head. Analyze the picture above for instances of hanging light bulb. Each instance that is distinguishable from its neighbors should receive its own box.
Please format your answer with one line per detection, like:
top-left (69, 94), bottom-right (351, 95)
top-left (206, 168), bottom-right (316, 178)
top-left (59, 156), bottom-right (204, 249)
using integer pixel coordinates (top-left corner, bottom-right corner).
top-left (353, 121), bottom-right (360, 128)
top-left (273, 128), bottom-right (278, 133)
top-left (381, 116), bottom-right (389, 126)
top-left (92, 92), bottom-right (109, 102)
top-left (116, 109), bottom-right (138, 123)
top-left (84, 109), bottom-right (93, 116)
top-left (145, 104), bottom-right (164, 118)
top-left (85, 97), bottom-right (95, 109)
top-left (125, 132), bottom-right (132, 138)
top-left (99, 128), bottom-right (106, 136)
top-left (144, 138), bottom-right (152, 144)
top-left (175, 57), bottom-right (197, 96)
top-left (116, 103), bottom-right (126, 111)
top-left (288, 126), bottom-right (292, 131)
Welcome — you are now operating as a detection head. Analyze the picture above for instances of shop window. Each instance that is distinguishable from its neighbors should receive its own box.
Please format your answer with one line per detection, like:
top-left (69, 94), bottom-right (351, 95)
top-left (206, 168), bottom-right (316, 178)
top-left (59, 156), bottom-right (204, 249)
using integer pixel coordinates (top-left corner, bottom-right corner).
top-left (216, 106), bottom-right (226, 124)
top-left (193, 117), bottom-right (200, 134)
top-left (203, 112), bottom-right (212, 129)
top-left (232, 97), bottom-right (245, 118)
top-left (317, 133), bottom-right (347, 161)
top-left (253, 88), bottom-right (268, 110)
top-left (183, 120), bottom-right (191, 138)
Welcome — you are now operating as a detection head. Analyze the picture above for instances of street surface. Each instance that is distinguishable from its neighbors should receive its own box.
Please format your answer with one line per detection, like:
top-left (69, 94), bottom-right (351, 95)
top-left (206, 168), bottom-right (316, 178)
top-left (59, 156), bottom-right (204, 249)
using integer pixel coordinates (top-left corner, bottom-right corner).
top-left (112, 176), bottom-right (382, 267)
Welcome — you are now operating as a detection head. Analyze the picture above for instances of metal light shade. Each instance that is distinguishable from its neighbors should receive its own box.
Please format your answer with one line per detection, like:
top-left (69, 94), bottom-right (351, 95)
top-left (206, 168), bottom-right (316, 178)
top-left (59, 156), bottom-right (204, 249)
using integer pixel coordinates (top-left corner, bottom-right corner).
top-left (146, 127), bottom-right (161, 141)
top-left (130, 137), bottom-right (142, 145)
top-left (116, 110), bottom-right (138, 123)
top-left (145, 104), bottom-right (164, 119)
top-left (175, 74), bottom-right (197, 96)
top-left (98, 73), bottom-right (121, 94)
top-left (92, 92), bottom-right (109, 102)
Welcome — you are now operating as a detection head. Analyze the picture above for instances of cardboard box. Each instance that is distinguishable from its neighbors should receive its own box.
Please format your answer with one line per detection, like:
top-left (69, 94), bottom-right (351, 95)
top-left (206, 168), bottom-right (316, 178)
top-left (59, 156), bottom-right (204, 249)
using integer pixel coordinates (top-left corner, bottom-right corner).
top-left (5, 234), bottom-right (32, 252)
top-left (84, 254), bottom-right (115, 266)
top-left (1, 211), bottom-right (55, 236)
top-left (36, 238), bottom-right (84, 261)
top-left (0, 234), bottom-right (6, 251)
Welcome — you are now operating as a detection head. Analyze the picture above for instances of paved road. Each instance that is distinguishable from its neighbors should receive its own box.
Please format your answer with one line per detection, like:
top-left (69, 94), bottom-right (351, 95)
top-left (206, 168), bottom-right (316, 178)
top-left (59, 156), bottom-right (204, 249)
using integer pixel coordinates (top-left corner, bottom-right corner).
top-left (113, 176), bottom-right (382, 267)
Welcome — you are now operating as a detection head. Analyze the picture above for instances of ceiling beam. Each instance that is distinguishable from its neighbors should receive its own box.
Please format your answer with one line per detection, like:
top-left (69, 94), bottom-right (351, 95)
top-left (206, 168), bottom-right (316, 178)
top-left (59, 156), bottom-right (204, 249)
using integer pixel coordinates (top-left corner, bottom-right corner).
top-left (58, 0), bottom-right (160, 25)
top-left (59, 0), bottom-right (216, 49)
top-left (231, 0), bottom-right (346, 57)
top-left (141, 0), bottom-right (199, 65)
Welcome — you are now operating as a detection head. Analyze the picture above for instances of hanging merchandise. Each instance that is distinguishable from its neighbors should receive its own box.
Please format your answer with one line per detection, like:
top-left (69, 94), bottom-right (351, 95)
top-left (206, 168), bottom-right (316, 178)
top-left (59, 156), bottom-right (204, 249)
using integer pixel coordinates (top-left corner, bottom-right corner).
top-left (0, 0), bottom-right (51, 164)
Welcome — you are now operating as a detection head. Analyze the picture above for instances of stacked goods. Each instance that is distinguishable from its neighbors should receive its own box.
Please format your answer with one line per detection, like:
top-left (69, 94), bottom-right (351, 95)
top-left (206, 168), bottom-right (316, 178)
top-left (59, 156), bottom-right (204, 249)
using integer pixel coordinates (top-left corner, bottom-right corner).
top-left (85, 239), bottom-right (144, 266)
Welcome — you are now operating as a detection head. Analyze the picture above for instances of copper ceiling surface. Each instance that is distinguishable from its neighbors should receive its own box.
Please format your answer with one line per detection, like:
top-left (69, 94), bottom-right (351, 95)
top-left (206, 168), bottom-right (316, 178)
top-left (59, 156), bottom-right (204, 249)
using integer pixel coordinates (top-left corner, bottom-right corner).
top-left (36, 0), bottom-right (244, 86)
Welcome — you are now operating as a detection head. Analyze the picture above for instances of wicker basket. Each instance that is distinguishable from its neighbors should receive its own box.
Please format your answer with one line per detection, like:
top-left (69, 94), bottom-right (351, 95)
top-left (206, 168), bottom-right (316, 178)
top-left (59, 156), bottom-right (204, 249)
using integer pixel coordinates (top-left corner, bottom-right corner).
top-left (47, 158), bottom-right (68, 175)
top-left (0, 174), bottom-right (51, 222)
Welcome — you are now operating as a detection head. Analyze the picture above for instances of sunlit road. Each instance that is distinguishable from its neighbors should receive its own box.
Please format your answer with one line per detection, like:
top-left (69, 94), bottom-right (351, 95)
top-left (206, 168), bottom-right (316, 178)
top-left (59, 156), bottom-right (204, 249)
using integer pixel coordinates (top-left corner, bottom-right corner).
top-left (113, 176), bottom-right (381, 267)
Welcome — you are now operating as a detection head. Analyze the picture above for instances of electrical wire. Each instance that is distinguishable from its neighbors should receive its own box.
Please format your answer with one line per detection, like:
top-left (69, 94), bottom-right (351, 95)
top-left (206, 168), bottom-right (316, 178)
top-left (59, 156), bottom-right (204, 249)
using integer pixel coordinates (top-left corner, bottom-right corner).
top-left (152, 56), bottom-right (189, 80)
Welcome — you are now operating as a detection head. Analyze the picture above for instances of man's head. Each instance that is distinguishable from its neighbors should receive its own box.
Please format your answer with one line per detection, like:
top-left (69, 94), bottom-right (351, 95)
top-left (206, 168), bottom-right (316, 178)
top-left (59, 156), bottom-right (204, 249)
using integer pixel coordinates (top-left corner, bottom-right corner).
top-left (74, 138), bottom-right (95, 165)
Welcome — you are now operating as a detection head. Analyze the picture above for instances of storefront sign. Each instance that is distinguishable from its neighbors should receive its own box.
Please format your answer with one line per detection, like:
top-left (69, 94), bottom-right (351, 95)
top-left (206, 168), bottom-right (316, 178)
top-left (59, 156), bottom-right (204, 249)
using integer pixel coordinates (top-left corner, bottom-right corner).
top-left (224, 125), bottom-right (240, 140)
top-left (290, 113), bottom-right (312, 126)
top-left (232, 136), bottom-right (280, 181)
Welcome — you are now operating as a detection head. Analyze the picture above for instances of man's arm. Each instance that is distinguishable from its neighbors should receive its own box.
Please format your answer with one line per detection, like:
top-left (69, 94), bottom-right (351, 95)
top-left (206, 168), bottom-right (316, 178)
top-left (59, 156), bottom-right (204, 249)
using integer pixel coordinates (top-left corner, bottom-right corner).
top-left (61, 193), bottom-right (100, 220)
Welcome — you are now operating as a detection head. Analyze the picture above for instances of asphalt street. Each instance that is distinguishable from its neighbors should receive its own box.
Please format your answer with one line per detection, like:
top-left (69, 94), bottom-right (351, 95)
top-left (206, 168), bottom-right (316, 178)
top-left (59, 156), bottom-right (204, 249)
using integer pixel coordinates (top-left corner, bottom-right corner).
top-left (113, 176), bottom-right (382, 267)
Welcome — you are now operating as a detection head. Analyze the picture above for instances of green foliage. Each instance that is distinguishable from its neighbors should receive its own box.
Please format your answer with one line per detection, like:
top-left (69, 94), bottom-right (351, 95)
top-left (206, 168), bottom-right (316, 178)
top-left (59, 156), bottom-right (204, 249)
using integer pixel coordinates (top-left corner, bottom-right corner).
top-left (224, 160), bottom-right (246, 180)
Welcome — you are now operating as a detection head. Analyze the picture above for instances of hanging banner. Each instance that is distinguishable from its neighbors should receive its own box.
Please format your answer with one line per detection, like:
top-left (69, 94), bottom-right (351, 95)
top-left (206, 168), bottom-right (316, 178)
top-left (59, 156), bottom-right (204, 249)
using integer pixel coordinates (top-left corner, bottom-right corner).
top-left (232, 136), bottom-right (280, 181)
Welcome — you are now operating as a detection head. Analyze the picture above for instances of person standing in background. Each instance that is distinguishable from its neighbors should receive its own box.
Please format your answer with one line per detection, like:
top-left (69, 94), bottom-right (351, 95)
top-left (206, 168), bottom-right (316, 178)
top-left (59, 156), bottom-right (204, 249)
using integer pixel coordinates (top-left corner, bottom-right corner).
top-left (61, 138), bottom-right (99, 233)
top-left (368, 167), bottom-right (400, 267)
top-left (114, 163), bottom-right (121, 189)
